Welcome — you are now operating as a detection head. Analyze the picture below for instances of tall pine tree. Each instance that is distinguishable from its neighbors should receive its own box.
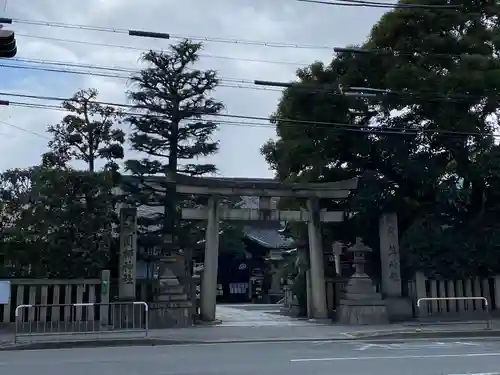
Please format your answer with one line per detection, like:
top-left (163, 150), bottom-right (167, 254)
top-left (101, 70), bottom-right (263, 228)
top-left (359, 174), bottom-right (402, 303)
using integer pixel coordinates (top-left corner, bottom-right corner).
top-left (125, 39), bottom-right (223, 254)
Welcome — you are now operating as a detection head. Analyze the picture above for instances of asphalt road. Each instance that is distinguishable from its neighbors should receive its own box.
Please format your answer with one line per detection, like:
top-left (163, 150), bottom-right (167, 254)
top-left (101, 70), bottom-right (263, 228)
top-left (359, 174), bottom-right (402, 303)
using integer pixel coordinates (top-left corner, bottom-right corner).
top-left (2, 338), bottom-right (500, 375)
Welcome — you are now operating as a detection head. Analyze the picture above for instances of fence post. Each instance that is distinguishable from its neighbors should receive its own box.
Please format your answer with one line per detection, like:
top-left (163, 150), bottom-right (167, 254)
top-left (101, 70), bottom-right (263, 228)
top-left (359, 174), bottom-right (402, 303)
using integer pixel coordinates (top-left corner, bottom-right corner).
top-left (415, 272), bottom-right (427, 317)
top-left (100, 270), bottom-right (110, 326)
top-left (494, 276), bottom-right (500, 311)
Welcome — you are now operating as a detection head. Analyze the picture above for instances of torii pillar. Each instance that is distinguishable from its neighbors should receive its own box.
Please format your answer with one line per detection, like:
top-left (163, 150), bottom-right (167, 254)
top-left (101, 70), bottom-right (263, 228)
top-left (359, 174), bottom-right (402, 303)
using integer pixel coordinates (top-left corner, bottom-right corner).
top-left (200, 195), bottom-right (220, 321)
top-left (307, 197), bottom-right (328, 319)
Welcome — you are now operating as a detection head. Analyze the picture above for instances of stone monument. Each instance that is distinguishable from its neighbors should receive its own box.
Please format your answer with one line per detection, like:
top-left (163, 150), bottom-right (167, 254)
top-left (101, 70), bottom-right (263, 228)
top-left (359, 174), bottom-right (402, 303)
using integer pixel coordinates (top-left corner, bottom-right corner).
top-left (117, 207), bottom-right (140, 328)
top-left (337, 237), bottom-right (389, 325)
top-left (378, 213), bottom-right (413, 321)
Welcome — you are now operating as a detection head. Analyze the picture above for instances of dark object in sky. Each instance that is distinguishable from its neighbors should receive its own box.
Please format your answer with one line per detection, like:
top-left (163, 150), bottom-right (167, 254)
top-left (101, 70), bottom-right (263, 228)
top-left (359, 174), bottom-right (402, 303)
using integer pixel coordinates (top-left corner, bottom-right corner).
top-left (0, 29), bottom-right (16, 58)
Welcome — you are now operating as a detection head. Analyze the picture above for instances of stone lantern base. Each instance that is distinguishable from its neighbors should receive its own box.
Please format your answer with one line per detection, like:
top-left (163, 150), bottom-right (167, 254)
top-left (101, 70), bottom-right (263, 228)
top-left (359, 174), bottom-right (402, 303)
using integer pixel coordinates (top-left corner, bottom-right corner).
top-left (337, 274), bottom-right (389, 325)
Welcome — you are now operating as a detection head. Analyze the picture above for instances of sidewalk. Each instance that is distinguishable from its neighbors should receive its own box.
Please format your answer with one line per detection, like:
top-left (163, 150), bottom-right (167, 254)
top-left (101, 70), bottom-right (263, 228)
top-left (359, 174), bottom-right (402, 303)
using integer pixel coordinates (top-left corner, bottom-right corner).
top-left (1, 304), bottom-right (500, 350)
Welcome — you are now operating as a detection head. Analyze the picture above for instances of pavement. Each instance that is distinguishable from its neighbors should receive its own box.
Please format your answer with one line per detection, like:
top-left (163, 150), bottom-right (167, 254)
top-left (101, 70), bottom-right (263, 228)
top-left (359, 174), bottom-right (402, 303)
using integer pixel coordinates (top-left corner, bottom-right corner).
top-left (1, 303), bottom-right (500, 350)
top-left (3, 337), bottom-right (500, 375)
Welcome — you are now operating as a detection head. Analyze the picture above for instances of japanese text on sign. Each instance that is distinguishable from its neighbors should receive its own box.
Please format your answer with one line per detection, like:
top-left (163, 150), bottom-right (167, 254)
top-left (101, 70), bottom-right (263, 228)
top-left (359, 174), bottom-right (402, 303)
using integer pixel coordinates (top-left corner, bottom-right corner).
top-left (120, 211), bottom-right (136, 286)
top-left (388, 244), bottom-right (398, 255)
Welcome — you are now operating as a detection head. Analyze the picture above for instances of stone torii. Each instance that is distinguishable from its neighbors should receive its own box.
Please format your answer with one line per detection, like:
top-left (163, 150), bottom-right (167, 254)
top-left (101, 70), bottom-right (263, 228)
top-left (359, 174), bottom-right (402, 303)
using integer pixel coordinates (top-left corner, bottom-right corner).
top-left (170, 174), bottom-right (359, 321)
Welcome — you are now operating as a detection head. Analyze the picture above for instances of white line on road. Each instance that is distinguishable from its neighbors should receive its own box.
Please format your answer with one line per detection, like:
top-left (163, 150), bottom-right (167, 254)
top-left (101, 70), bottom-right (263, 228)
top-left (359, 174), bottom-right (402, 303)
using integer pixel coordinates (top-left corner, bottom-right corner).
top-left (290, 352), bottom-right (500, 362)
top-left (355, 341), bottom-right (479, 351)
top-left (448, 373), bottom-right (500, 375)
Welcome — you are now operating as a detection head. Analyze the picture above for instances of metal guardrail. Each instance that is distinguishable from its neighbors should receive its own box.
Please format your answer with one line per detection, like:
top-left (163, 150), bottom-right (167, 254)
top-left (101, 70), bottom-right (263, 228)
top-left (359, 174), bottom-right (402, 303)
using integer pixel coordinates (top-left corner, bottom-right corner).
top-left (14, 301), bottom-right (149, 343)
top-left (416, 297), bottom-right (491, 329)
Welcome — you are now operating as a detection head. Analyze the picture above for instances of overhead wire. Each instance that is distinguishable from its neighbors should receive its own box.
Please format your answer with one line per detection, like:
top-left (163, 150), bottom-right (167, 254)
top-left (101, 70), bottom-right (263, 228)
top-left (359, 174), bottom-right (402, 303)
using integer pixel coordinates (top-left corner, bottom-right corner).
top-left (0, 61), bottom-right (285, 93)
top-left (1, 6), bottom-right (492, 140)
top-left (6, 58), bottom-right (259, 84)
top-left (298, 0), bottom-right (461, 9)
top-left (16, 34), bottom-right (312, 67)
top-left (0, 0), bottom-right (465, 50)
top-left (2, 59), bottom-right (500, 104)
top-left (2, 93), bottom-right (498, 139)
top-left (6, 18), bottom-right (332, 50)
top-left (0, 119), bottom-right (49, 139)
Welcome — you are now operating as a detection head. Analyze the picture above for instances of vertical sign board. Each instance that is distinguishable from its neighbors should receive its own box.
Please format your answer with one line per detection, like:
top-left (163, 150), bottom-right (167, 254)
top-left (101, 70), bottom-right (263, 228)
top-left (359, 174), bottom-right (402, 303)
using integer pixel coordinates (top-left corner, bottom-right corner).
top-left (119, 207), bottom-right (138, 300)
top-left (379, 213), bottom-right (402, 297)
top-left (0, 281), bottom-right (10, 304)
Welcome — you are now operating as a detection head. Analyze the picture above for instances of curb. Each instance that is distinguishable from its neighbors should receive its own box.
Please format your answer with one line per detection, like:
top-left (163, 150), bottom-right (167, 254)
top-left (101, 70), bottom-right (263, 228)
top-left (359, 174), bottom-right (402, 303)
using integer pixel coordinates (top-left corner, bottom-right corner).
top-left (0, 339), bottom-right (197, 351)
top-left (2, 329), bottom-right (500, 351)
top-left (352, 329), bottom-right (500, 340)
top-left (0, 336), bottom-right (355, 351)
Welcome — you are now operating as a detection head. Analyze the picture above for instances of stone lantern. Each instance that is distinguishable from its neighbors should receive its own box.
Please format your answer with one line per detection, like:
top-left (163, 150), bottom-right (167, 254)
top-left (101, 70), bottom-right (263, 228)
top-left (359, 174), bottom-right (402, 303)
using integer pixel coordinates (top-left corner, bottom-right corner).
top-left (349, 237), bottom-right (371, 278)
top-left (337, 237), bottom-right (389, 325)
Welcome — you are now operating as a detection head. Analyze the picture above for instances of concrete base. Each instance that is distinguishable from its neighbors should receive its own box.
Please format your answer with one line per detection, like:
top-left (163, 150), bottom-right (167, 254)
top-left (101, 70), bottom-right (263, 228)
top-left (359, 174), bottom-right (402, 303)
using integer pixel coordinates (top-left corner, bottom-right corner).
top-left (149, 301), bottom-right (193, 328)
top-left (385, 297), bottom-right (414, 322)
top-left (337, 300), bottom-right (389, 325)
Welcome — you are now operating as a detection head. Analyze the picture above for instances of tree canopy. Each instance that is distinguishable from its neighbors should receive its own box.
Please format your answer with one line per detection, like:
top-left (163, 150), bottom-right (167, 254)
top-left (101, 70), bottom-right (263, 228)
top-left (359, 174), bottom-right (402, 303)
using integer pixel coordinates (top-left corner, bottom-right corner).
top-left (44, 88), bottom-right (125, 172)
top-left (0, 39), bottom-right (247, 279)
top-left (0, 166), bottom-right (119, 277)
top-left (262, 0), bottom-right (500, 278)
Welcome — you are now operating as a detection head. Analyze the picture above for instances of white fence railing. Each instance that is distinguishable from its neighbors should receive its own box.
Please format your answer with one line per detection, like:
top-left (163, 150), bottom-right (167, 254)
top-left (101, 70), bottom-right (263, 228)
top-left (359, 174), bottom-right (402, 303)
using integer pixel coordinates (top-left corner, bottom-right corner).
top-left (14, 301), bottom-right (149, 343)
top-left (416, 297), bottom-right (491, 328)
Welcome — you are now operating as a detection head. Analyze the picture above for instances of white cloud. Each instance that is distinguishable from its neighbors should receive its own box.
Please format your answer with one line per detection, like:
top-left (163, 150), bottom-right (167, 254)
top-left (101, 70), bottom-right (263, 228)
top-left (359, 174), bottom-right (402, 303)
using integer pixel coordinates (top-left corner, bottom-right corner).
top-left (1, 0), bottom-right (386, 177)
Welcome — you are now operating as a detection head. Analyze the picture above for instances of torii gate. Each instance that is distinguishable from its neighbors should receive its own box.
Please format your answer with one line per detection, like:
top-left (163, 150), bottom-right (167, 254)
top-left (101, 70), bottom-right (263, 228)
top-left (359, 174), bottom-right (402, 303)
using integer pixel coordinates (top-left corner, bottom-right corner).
top-left (172, 174), bottom-right (359, 321)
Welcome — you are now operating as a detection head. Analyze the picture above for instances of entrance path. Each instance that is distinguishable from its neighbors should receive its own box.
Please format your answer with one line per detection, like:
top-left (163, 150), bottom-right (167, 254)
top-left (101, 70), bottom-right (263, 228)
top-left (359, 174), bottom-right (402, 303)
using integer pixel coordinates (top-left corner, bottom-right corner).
top-left (215, 304), bottom-right (316, 327)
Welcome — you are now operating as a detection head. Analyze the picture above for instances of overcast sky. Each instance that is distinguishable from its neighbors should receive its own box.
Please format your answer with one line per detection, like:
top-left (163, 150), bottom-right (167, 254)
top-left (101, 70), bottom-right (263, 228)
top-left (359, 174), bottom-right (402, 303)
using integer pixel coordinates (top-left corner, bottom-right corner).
top-left (0, 0), bottom-right (386, 177)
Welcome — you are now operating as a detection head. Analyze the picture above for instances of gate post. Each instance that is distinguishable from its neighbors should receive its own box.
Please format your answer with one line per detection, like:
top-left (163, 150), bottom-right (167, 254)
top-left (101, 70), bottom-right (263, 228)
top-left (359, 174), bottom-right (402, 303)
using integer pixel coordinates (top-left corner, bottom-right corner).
top-left (200, 195), bottom-right (220, 321)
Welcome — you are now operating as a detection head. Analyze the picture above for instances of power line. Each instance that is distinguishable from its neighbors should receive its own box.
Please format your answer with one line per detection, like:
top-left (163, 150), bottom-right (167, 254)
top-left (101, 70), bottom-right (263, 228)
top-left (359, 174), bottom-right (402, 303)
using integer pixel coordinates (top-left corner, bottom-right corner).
top-left (6, 58), bottom-right (499, 102)
top-left (14, 57), bottom-right (137, 73)
top-left (0, 17), bottom-right (169, 40)
top-left (298, 0), bottom-right (461, 9)
top-left (2, 60), bottom-right (499, 104)
top-left (333, 46), bottom-right (495, 59)
top-left (0, 119), bottom-right (49, 139)
top-left (0, 61), bottom-right (284, 93)
top-left (7, 18), bottom-right (331, 50)
top-left (17, 34), bottom-right (312, 66)
top-left (8, 57), bottom-right (258, 84)
top-left (0, 59), bottom-right (304, 95)
top-left (2, 94), bottom-right (498, 139)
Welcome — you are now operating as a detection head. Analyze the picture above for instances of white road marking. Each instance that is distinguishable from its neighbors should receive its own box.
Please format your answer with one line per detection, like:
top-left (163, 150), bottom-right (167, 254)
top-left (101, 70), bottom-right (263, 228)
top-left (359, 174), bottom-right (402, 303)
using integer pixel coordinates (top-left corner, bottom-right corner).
top-left (358, 343), bottom-right (386, 350)
top-left (290, 352), bottom-right (500, 362)
top-left (355, 341), bottom-right (479, 350)
top-left (448, 373), bottom-right (500, 375)
top-left (341, 332), bottom-right (355, 338)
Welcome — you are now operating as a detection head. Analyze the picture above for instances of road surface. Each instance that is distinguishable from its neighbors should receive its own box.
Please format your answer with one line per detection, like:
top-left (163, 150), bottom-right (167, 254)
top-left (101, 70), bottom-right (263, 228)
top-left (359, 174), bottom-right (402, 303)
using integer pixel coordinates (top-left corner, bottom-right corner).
top-left (2, 338), bottom-right (500, 375)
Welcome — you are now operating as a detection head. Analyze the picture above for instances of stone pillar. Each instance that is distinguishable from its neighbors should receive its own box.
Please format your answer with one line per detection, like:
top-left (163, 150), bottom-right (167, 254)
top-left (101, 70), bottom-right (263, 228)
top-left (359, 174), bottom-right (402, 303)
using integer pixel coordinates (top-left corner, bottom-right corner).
top-left (378, 212), bottom-right (402, 297)
top-left (200, 195), bottom-right (220, 321)
top-left (119, 207), bottom-right (137, 300)
top-left (306, 197), bottom-right (328, 319)
top-left (378, 213), bottom-right (412, 321)
top-left (117, 207), bottom-right (139, 328)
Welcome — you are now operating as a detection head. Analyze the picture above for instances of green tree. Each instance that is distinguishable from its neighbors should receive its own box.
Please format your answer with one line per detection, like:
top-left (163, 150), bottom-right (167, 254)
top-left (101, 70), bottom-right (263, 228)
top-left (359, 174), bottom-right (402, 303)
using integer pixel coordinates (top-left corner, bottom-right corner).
top-left (0, 168), bottom-right (37, 276)
top-left (1, 167), bottom-right (119, 278)
top-left (124, 40), bottom-right (223, 252)
top-left (262, 0), bottom-right (500, 277)
top-left (43, 88), bottom-right (125, 172)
